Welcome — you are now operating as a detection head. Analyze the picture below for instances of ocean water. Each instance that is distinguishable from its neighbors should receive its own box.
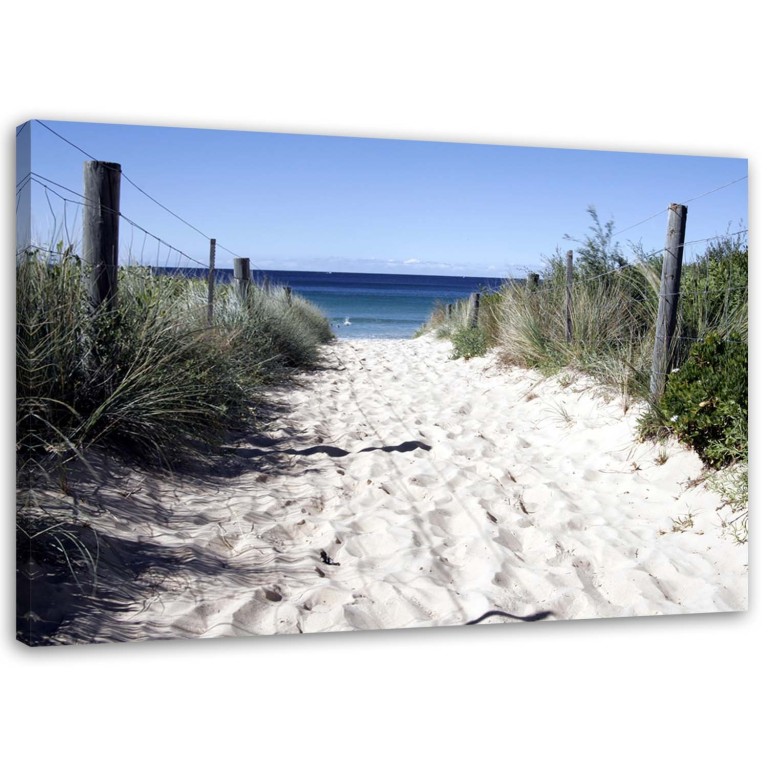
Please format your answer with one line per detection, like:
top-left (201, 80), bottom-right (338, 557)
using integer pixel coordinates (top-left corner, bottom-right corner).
top-left (157, 267), bottom-right (505, 339)
top-left (254, 270), bottom-right (505, 339)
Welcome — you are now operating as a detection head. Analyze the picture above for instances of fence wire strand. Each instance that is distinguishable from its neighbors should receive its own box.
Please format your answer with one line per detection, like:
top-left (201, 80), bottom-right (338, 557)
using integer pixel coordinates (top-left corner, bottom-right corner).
top-left (522, 224), bottom-right (748, 299)
top-left (612, 175), bottom-right (747, 238)
top-left (34, 120), bottom-right (244, 261)
top-left (24, 176), bottom-right (209, 270)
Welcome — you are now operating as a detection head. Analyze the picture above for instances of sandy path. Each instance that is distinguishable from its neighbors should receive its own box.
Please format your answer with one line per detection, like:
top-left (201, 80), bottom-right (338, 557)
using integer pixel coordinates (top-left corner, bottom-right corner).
top-left (48, 335), bottom-right (747, 643)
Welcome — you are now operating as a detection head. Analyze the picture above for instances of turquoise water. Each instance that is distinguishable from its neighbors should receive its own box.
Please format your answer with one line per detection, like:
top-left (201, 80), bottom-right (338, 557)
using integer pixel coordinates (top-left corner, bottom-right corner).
top-left (155, 267), bottom-right (505, 339)
top-left (257, 270), bottom-right (505, 339)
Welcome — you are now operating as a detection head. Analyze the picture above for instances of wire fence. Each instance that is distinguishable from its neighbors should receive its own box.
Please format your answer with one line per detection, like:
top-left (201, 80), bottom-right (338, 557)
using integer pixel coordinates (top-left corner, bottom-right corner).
top-left (519, 227), bottom-right (748, 293)
top-left (17, 120), bottom-right (748, 363)
top-left (497, 186), bottom-right (748, 359)
top-left (509, 236), bottom-right (747, 348)
top-left (18, 120), bottom-right (245, 275)
top-left (437, 197), bottom-right (747, 401)
top-left (18, 174), bottom-right (210, 272)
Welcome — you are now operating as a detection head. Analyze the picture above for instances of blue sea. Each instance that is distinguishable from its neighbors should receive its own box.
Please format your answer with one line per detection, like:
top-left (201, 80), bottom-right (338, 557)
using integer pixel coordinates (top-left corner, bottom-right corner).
top-left (259, 270), bottom-right (505, 339)
top-left (159, 268), bottom-right (506, 339)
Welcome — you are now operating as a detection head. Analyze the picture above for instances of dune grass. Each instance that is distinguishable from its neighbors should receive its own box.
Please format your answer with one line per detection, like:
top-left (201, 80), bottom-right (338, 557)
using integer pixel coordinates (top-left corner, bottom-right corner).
top-left (420, 225), bottom-right (748, 539)
top-left (17, 249), bottom-right (333, 464)
top-left (17, 248), bottom-right (334, 642)
top-left (493, 261), bottom-right (658, 405)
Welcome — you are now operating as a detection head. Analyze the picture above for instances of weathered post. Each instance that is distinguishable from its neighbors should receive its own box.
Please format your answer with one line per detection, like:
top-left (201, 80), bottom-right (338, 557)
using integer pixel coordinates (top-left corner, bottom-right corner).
top-left (233, 257), bottom-right (252, 305)
top-left (527, 272), bottom-right (540, 292)
top-left (284, 286), bottom-right (292, 305)
top-left (447, 303), bottom-right (453, 319)
top-left (207, 238), bottom-right (216, 325)
top-left (565, 249), bottom-right (574, 343)
top-left (82, 161), bottom-right (121, 311)
top-left (470, 292), bottom-right (481, 328)
top-left (650, 203), bottom-right (688, 399)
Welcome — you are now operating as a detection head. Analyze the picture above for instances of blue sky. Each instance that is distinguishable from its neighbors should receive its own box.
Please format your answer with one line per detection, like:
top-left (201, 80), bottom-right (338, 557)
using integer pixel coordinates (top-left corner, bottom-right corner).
top-left (16, 119), bottom-right (748, 278)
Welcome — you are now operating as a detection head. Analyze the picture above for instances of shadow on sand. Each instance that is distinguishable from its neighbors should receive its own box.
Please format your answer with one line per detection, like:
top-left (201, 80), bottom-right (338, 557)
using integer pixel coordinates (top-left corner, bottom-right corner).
top-left (16, 395), bottom-right (338, 646)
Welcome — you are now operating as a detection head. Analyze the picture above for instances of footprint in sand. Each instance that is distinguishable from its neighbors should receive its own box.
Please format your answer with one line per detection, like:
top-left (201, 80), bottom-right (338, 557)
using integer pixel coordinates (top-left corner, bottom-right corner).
top-left (494, 527), bottom-right (523, 554)
top-left (492, 569), bottom-right (511, 588)
top-left (570, 557), bottom-right (617, 615)
top-left (408, 473), bottom-right (440, 488)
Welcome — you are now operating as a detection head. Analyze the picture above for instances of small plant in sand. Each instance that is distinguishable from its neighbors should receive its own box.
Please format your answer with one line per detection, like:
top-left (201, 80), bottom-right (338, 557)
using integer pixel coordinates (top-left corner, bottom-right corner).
top-left (671, 512), bottom-right (695, 532)
top-left (659, 511), bottom-right (696, 536)
top-left (711, 463), bottom-right (748, 544)
top-left (719, 508), bottom-right (748, 545)
top-left (450, 325), bottom-right (489, 359)
top-left (544, 401), bottom-right (574, 427)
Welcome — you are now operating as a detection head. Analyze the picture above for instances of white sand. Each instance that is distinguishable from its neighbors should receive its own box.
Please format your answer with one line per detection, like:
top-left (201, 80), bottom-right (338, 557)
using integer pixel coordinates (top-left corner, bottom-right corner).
top-left (48, 335), bottom-right (747, 643)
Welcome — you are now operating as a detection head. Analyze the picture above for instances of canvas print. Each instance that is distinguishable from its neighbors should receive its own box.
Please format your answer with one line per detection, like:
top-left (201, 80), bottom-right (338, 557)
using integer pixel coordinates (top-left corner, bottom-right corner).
top-left (16, 120), bottom-right (748, 646)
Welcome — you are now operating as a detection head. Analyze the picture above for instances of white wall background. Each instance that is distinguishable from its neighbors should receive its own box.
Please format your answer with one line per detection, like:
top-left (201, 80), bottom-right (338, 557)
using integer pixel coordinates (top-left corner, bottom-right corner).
top-left (3, 3), bottom-right (762, 766)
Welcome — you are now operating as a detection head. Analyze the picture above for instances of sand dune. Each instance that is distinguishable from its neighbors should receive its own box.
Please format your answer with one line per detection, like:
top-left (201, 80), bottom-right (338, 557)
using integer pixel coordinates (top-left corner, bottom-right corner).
top-left (34, 335), bottom-right (747, 643)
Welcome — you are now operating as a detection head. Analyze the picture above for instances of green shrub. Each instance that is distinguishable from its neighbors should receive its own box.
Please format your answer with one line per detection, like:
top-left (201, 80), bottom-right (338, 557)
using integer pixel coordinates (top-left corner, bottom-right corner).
top-left (644, 332), bottom-right (747, 467)
top-left (451, 325), bottom-right (489, 359)
top-left (565, 206), bottom-right (629, 279)
top-left (677, 234), bottom-right (748, 367)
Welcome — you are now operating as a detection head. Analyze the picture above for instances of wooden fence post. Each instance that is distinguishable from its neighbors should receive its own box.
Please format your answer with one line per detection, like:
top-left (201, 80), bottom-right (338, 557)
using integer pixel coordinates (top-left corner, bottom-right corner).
top-left (284, 286), bottom-right (292, 305)
top-left (470, 292), bottom-right (481, 328)
top-left (83, 161), bottom-right (121, 311)
top-left (527, 272), bottom-right (540, 291)
top-left (233, 257), bottom-right (252, 305)
top-left (650, 203), bottom-right (688, 399)
top-left (207, 238), bottom-right (216, 324)
top-left (565, 249), bottom-right (574, 343)
top-left (447, 303), bottom-right (453, 319)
